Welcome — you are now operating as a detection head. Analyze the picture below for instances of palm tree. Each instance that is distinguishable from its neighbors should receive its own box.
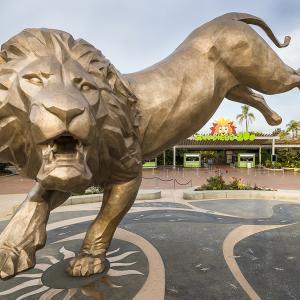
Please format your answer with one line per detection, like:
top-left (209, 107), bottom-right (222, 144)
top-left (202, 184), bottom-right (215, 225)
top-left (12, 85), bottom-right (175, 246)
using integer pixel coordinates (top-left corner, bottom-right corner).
top-left (236, 105), bottom-right (255, 132)
top-left (286, 120), bottom-right (300, 138)
top-left (278, 130), bottom-right (289, 140)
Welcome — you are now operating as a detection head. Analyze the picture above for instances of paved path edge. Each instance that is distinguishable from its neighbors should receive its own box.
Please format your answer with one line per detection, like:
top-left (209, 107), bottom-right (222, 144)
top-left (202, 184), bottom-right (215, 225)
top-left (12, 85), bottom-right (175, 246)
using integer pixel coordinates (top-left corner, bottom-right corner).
top-left (183, 189), bottom-right (300, 201)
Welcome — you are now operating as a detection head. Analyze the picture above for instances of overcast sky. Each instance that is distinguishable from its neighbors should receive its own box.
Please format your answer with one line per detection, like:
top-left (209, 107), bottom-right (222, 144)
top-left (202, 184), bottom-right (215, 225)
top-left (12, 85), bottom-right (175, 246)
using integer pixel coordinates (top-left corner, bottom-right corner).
top-left (1, 0), bottom-right (299, 133)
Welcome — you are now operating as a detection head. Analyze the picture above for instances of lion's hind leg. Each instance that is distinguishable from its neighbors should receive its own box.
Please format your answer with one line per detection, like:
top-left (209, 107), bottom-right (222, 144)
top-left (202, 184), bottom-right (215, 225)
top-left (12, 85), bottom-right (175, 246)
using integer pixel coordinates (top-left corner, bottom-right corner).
top-left (67, 175), bottom-right (142, 277)
top-left (226, 85), bottom-right (282, 126)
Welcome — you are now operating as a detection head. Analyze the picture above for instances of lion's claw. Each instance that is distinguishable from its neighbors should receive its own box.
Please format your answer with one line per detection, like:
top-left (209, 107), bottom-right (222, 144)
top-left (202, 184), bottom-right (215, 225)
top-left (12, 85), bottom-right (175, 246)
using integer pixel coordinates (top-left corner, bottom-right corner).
top-left (0, 247), bottom-right (35, 280)
top-left (66, 254), bottom-right (105, 277)
top-left (0, 248), bottom-right (19, 279)
top-left (0, 251), bottom-right (16, 279)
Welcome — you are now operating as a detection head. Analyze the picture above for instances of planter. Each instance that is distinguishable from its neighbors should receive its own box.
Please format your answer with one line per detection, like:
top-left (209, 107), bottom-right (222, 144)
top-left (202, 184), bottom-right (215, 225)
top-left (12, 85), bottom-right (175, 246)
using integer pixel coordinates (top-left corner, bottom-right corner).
top-left (63, 189), bottom-right (162, 206)
top-left (183, 188), bottom-right (300, 201)
top-left (263, 167), bottom-right (284, 172)
top-left (283, 167), bottom-right (300, 172)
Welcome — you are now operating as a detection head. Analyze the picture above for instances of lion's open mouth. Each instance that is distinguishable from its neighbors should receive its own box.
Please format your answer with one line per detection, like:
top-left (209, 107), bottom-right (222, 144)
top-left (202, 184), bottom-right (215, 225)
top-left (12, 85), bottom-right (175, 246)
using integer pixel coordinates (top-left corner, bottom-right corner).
top-left (49, 135), bottom-right (84, 165)
top-left (37, 134), bottom-right (92, 193)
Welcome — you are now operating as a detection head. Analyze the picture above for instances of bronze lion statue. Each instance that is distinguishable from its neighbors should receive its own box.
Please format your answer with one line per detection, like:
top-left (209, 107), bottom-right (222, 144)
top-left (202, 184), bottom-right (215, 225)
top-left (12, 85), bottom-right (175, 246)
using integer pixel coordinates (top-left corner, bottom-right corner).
top-left (0, 12), bottom-right (299, 279)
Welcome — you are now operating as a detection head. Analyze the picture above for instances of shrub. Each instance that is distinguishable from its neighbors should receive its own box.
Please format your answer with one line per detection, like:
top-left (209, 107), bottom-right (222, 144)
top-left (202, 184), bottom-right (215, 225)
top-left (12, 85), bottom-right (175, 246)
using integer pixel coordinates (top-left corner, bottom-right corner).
top-left (264, 160), bottom-right (282, 169)
top-left (198, 175), bottom-right (227, 190)
top-left (227, 177), bottom-right (251, 190)
top-left (84, 186), bottom-right (104, 194)
top-left (273, 162), bottom-right (282, 169)
top-left (195, 175), bottom-right (273, 191)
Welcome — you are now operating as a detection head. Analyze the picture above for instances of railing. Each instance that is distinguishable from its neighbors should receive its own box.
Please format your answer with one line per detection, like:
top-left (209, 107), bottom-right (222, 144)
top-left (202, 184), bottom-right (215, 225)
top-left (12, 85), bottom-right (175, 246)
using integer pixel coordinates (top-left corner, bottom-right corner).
top-left (142, 176), bottom-right (192, 189)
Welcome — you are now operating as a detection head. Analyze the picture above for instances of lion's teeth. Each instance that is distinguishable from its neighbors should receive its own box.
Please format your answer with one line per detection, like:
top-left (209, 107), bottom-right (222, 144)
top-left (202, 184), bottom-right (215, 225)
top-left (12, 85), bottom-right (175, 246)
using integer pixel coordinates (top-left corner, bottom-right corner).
top-left (76, 142), bottom-right (84, 154)
top-left (76, 151), bottom-right (80, 160)
top-left (49, 150), bottom-right (54, 161)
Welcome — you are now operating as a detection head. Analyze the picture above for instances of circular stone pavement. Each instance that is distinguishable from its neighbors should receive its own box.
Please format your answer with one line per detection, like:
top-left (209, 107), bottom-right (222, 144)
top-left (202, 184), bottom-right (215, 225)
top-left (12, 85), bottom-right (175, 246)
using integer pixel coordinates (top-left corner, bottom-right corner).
top-left (1, 198), bottom-right (300, 299)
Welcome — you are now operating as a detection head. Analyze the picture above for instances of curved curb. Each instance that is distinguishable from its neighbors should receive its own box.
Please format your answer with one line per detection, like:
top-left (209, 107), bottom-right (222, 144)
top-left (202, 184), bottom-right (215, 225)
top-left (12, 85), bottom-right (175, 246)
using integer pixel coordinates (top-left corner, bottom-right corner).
top-left (0, 190), bottom-right (161, 220)
top-left (263, 167), bottom-right (284, 172)
top-left (183, 188), bottom-right (300, 201)
top-left (263, 167), bottom-right (300, 172)
top-left (64, 189), bottom-right (161, 206)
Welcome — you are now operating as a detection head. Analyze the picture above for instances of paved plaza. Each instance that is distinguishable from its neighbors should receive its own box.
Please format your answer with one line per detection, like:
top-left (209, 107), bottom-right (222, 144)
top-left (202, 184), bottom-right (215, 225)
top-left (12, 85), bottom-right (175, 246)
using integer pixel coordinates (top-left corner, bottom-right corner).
top-left (0, 168), bottom-right (300, 299)
top-left (1, 167), bottom-right (300, 195)
top-left (1, 189), bottom-right (300, 299)
top-left (142, 166), bottom-right (300, 190)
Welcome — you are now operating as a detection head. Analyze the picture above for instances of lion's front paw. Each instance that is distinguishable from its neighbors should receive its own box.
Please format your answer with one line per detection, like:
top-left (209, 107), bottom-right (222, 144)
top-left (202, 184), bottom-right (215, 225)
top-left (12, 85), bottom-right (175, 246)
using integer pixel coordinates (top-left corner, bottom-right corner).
top-left (0, 248), bottom-right (17, 279)
top-left (66, 254), bottom-right (105, 277)
top-left (0, 247), bottom-right (35, 279)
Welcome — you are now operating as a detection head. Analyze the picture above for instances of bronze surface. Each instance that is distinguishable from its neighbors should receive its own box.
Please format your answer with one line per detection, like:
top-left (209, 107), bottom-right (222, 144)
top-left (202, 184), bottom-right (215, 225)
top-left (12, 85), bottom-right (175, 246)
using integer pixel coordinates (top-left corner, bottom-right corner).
top-left (0, 12), bottom-right (299, 279)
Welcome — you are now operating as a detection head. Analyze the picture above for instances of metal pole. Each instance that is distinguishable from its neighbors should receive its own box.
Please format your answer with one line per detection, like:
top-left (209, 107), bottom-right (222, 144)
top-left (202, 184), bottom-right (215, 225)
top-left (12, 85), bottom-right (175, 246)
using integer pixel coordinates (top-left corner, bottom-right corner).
top-left (259, 146), bottom-right (262, 166)
top-left (173, 146), bottom-right (176, 169)
top-left (271, 138), bottom-right (276, 167)
top-left (163, 151), bottom-right (166, 166)
top-left (272, 138), bottom-right (275, 156)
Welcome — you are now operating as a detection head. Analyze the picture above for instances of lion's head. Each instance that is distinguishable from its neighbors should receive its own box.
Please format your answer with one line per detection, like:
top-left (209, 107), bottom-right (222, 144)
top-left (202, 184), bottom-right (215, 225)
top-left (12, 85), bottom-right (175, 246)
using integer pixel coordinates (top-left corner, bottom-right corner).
top-left (210, 117), bottom-right (237, 135)
top-left (0, 29), bottom-right (141, 193)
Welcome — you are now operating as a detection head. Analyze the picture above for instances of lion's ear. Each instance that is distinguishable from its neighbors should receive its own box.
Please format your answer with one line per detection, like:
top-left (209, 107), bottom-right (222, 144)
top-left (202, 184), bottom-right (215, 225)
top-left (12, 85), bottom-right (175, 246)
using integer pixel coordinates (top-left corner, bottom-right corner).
top-left (106, 64), bottom-right (136, 99)
top-left (0, 51), bottom-right (7, 64)
top-left (107, 69), bottom-right (117, 90)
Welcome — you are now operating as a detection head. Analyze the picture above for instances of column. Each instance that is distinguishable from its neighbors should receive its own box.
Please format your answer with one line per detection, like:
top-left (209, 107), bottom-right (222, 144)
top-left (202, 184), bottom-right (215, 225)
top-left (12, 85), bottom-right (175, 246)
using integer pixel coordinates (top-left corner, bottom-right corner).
top-left (272, 138), bottom-right (275, 156)
top-left (173, 146), bottom-right (176, 168)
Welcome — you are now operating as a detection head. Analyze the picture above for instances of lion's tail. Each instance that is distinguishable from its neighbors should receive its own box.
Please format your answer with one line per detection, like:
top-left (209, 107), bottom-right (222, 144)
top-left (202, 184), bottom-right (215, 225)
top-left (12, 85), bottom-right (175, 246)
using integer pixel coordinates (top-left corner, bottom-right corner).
top-left (221, 12), bottom-right (291, 48)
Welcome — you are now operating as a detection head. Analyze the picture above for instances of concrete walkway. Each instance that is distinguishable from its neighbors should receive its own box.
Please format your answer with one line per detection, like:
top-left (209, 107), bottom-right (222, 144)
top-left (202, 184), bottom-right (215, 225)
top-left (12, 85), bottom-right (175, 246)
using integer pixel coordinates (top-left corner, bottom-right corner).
top-left (2, 192), bottom-right (300, 299)
top-left (1, 167), bottom-right (300, 195)
top-left (0, 189), bottom-right (164, 219)
top-left (0, 194), bottom-right (26, 219)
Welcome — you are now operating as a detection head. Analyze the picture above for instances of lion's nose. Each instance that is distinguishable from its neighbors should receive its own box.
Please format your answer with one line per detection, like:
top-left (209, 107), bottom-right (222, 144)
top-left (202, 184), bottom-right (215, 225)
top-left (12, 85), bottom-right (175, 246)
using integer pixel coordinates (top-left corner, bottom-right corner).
top-left (42, 104), bottom-right (85, 125)
top-left (30, 91), bottom-right (95, 144)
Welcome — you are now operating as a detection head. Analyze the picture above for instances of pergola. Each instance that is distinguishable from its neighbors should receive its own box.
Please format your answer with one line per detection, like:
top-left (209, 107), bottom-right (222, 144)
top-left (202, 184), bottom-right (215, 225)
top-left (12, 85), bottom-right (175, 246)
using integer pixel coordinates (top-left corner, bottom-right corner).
top-left (165, 135), bottom-right (300, 168)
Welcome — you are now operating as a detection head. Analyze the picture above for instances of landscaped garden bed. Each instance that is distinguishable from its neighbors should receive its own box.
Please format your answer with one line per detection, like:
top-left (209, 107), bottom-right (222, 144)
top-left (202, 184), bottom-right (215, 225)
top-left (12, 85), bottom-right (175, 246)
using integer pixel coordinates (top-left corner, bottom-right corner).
top-left (194, 174), bottom-right (273, 191)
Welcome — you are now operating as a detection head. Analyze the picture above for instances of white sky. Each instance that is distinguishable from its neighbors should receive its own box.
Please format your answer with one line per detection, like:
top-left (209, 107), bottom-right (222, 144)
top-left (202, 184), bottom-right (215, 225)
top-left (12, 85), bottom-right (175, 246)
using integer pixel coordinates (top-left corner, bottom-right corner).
top-left (0, 0), bottom-right (299, 134)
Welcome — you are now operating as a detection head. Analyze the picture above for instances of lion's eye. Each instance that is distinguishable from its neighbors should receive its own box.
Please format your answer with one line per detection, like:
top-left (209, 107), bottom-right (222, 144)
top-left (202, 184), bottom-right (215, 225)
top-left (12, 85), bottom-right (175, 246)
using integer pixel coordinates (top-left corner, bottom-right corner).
top-left (23, 74), bottom-right (43, 85)
top-left (81, 83), bottom-right (96, 92)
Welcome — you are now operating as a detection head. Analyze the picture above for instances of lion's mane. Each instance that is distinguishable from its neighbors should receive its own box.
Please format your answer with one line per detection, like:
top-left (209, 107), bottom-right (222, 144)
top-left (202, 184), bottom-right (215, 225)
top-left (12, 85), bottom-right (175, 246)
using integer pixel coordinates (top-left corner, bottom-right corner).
top-left (0, 29), bottom-right (141, 183)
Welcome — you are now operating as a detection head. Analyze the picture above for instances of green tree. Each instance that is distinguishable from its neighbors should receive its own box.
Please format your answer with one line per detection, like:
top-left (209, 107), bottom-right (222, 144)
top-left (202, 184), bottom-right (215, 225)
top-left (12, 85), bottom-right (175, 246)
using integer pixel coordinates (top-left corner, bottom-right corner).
top-left (236, 105), bottom-right (255, 132)
top-left (278, 130), bottom-right (289, 140)
top-left (272, 128), bottom-right (282, 136)
top-left (286, 120), bottom-right (300, 138)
